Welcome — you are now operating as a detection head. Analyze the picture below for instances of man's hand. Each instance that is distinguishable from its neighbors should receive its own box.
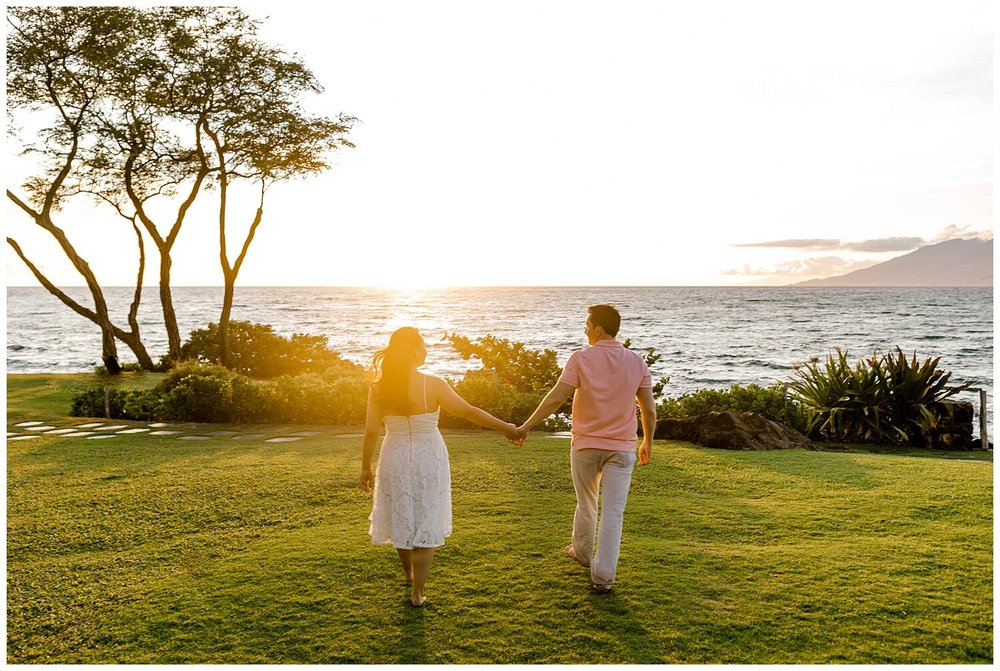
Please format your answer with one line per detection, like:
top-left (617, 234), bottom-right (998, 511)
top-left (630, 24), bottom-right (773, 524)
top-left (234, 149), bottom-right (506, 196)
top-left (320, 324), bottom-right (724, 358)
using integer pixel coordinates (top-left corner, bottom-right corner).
top-left (359, 467), bottom-right (374, 492)
top-left (638, 439), bottom-right (652, 466)
top-left (513, 424), bottom-right (530, 446)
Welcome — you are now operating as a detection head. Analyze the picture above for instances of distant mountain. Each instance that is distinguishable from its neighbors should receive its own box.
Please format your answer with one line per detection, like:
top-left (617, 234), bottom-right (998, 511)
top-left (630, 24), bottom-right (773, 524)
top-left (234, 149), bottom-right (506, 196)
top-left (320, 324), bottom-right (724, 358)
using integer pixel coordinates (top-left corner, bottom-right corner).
top-left (792, 238), bottom-right (993, 287)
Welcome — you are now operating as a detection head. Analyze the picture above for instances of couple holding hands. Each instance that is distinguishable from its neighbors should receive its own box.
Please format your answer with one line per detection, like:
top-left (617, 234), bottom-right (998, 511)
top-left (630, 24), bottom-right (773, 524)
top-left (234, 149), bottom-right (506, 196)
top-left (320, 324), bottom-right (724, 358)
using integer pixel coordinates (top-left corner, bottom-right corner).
top-left (359, 304), bottom-right (657, 607)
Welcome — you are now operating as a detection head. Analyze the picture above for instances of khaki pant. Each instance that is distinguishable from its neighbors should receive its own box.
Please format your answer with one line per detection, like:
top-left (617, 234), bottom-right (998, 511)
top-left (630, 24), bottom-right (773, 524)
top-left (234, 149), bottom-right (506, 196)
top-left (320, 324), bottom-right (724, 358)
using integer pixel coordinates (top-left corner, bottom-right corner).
top-left (570, 448), bottom-right (636, 587)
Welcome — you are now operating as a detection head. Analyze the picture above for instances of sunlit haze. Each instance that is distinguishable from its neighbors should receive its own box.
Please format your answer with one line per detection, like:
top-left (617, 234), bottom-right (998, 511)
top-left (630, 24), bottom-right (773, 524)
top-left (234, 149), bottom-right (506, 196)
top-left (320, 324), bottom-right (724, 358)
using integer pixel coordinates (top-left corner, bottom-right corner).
top-left (4, 0), bottom-right (993, 288)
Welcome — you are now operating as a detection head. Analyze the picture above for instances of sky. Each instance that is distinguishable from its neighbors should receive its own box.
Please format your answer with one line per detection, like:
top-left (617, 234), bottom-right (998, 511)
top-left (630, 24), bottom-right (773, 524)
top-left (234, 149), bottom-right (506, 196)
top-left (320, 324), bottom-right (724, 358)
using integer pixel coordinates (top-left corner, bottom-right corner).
top-left (4, 0), bottom-right (995, 288)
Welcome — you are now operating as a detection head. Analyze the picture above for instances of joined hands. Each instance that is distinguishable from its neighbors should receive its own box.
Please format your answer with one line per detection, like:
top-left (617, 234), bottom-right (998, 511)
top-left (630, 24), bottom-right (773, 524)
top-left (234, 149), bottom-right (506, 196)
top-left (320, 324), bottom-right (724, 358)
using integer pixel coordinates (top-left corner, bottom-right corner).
top-left (503, 423), bottom-right (529, 447)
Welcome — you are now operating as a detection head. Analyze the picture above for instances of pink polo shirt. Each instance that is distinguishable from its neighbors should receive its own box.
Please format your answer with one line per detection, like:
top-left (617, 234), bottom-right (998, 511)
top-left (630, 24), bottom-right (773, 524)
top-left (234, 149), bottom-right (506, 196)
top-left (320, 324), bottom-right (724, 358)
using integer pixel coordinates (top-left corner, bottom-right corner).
top-left (558, 339), bottom-right (653, 451)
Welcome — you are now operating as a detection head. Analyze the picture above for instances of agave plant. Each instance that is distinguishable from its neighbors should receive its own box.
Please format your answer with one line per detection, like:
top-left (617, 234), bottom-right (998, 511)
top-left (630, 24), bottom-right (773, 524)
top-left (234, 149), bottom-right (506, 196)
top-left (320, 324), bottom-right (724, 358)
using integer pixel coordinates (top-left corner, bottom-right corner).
top-left (843, 352), bottom-right (892, 442)
top-left (788, 348), bottom-right (864, 440)
top-left (789, 347), bottom-right (970, 445)
top-left (872, 347), bottom-right (970, 445)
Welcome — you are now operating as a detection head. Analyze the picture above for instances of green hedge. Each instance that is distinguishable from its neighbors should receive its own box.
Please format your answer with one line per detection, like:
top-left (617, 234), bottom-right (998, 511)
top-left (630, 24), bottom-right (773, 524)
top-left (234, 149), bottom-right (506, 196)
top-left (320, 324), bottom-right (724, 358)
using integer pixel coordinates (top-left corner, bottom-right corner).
top-left (70, 363), bottom-right (369, 425)
top-left (657, 383), bottom-right (808, 433)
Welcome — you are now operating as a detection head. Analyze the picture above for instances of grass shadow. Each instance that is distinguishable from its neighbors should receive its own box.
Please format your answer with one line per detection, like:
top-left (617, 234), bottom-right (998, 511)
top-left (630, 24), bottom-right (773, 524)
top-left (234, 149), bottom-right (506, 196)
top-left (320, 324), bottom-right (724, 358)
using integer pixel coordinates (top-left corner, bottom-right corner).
top-left (584, 589), bottom-right (669, 662)
top-left (396, 601), bottom-right (428, 663)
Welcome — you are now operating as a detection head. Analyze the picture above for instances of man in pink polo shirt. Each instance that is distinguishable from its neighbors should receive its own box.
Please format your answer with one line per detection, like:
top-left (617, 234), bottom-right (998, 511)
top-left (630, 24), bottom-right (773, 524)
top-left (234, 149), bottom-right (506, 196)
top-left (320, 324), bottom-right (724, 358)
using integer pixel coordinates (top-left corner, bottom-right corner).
top-left (516, 304), bottom-right (656, 593)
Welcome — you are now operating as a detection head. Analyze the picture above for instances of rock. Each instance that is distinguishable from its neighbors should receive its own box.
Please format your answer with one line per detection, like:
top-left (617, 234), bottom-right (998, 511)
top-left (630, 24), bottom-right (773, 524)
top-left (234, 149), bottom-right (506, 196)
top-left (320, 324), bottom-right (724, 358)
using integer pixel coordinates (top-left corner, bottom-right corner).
top-left (926, 400), bottom-right (977, 449)
top-left (654, 410), bottom-right (813, 450)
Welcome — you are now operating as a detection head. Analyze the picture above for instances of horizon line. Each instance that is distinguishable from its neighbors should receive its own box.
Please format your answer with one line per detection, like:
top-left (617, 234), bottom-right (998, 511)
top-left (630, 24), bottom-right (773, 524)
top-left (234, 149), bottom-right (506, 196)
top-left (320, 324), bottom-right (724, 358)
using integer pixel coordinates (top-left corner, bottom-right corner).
top-left (6, 284), bottom-right (994, 290)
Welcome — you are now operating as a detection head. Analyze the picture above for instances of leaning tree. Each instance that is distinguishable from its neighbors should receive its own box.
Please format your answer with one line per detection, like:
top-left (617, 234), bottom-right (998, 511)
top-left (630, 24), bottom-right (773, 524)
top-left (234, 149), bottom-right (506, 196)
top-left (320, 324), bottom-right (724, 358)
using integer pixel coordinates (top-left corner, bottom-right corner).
top-left (6, 7), bottom-right (158, 370)
top-left (6, 6), bottom-right (355, 370)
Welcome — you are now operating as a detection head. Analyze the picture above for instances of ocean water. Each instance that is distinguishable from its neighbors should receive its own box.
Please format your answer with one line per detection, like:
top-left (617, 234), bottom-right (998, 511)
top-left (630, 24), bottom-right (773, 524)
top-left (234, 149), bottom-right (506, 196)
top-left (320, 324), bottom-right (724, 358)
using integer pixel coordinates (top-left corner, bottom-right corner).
top-left (5, 285), bottom-right (993, 408)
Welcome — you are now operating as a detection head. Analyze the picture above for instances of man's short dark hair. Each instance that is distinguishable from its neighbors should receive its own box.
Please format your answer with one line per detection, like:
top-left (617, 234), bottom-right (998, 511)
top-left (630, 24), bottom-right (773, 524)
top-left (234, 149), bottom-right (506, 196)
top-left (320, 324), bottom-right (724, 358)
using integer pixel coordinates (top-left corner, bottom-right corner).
top-left (588, 304), bottom-right (621, 337)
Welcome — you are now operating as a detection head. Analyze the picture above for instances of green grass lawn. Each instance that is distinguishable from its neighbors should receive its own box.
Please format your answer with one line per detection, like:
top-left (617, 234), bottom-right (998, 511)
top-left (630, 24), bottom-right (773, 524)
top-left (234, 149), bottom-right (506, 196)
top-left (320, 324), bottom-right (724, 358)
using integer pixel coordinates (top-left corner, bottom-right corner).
top-left (6, 374), bottom-right (993, 663)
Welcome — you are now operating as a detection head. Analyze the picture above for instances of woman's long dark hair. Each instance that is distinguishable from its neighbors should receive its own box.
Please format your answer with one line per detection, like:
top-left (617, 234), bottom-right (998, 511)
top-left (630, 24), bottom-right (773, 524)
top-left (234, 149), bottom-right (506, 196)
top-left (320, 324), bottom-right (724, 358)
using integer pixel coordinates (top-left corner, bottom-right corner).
top-left (369, 327), bottom-right (423, 415)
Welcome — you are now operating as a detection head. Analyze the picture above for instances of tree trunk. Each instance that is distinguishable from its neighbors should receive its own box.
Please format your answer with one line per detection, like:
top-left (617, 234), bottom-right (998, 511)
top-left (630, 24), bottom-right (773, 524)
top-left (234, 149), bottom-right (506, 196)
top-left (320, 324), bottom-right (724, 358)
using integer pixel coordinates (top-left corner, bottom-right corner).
top-left (158, 253), bottom-right (182, 362)
top-left (7, 232), bottom-right (120, 366)
top-left (114, 328), bottom-right (156, 370)
top-left (219, 273), bottom-right (235, 369)
top-left (8, 213), bottom-right (159, 372)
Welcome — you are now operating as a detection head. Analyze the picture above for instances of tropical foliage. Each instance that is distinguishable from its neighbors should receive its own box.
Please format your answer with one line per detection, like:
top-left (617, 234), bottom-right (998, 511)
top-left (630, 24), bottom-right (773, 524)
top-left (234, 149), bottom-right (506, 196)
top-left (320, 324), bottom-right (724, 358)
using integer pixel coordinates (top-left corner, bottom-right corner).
top-left (787, 347), bottom-right (969, 445)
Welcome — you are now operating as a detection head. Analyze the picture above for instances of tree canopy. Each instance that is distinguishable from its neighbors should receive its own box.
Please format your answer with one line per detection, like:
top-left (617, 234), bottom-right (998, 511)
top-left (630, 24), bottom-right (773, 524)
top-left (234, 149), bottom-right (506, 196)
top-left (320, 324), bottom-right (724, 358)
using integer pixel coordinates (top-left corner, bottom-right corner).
top-left (7, 6), bottom-right (355, 369)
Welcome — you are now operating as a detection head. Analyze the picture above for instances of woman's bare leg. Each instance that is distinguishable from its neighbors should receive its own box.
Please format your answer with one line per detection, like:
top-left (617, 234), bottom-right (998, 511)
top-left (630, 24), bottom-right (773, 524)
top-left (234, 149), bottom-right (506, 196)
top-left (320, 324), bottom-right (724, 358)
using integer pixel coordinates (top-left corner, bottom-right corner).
top-left (410, 547), bottom-right (435, 606)
top-left (396, 548), bottom-right (413, 583)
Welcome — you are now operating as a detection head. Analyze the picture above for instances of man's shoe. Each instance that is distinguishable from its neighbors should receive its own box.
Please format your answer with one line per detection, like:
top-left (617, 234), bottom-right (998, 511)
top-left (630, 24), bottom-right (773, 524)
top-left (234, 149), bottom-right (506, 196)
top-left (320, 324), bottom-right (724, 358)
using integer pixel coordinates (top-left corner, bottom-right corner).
top-left (592, 583), bottom-right (613, 594)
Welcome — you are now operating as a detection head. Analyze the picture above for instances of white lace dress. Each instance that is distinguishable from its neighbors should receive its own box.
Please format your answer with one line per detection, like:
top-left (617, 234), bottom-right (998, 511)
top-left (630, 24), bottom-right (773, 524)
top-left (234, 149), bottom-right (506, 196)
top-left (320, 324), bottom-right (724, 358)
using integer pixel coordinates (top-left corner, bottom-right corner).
top-left (368, 407), bottom-right (453, 549)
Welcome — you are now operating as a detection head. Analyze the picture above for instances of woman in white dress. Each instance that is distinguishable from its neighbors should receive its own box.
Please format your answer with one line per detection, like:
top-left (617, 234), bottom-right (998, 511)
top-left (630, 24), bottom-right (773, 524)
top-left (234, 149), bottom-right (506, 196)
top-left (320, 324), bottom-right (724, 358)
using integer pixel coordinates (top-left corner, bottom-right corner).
top-left (359, 327), bottom-right (519, 606)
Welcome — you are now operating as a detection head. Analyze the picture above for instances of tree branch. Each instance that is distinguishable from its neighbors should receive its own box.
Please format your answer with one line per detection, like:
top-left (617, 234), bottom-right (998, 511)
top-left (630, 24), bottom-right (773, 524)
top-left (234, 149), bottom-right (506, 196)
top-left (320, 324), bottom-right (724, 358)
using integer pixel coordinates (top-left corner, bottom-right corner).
top-left (124, 149), bottom-right (164, 247)
top-left (202, 120), bottom-right (231, 274)
top-left (7, 237), bottom-right (99, 323)
top-left (6, 190), bottom-right (40, 220)
top-left (232, 179), bottom-right (266, 275)
top-left (166, 117), bottom-right (211, 249)
top-left (128, 219), bottom-right (145, 334)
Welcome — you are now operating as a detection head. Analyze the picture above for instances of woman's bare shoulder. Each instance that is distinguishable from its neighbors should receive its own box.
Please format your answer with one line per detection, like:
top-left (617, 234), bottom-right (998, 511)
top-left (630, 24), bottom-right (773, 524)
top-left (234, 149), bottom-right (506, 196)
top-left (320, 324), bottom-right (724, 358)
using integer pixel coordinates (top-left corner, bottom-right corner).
top-left (422, 373), bottom-right (447, 389)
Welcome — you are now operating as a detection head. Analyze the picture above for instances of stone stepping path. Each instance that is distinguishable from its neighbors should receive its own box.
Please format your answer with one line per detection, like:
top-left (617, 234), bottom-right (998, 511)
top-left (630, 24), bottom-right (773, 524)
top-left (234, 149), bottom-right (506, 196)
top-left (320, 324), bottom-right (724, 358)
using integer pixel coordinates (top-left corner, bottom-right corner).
top-left (7, 419), bottom-right (350, 445)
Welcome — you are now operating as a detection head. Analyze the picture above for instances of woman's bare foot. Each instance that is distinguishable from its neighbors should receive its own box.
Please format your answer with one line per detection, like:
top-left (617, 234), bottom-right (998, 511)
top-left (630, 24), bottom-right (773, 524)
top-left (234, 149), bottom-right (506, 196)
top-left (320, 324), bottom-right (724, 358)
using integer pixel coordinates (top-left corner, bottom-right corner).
top-left (410, 591), bottom-right (426, 607)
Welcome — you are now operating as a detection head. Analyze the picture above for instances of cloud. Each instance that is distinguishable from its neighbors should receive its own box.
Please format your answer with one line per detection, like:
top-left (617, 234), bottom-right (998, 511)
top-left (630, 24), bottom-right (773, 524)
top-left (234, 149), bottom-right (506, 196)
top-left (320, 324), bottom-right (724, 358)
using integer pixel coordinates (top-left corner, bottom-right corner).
top-left (930, 224), bottom-right (993, 243)
top-left (723, 256), bottom-right (880, 279)
top-left (733, 239), bottom-right (840, 250)
top-left (842, 237), bottom-right (924, 252)
top-left (735, 237), bottom-right (924, 252)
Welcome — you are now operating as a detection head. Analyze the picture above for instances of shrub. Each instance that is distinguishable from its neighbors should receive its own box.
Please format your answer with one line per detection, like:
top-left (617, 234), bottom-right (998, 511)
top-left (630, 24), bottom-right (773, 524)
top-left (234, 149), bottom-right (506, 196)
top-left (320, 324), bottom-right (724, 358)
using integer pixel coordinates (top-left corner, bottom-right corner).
top-left (444, 332), bottom-right (668, 431)
top-left (439, 371), bottom-right (569, 431)
top-left (265, 373), bottom-right (368, 425)
top-left (180, 321), bottom-right (362, 379)
top-left (70, 387), bottom-right (136, 419)
top-left (157, 364), bottom-right (236, 423)
top-left (446, 333), bottom-right (562, 392)
top-left (787, 347), bottom-right (969, 445)
top-left (657, 383), bottom-right (807, 432)
top-left (68, 361), bottom-right (369, 425)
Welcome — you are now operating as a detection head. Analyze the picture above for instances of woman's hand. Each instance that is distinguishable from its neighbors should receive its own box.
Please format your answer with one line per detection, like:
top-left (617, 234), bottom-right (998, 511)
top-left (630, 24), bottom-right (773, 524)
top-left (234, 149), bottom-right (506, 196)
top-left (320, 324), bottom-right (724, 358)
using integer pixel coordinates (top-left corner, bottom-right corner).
top-left (359, 467), bottom-right (374, 492)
